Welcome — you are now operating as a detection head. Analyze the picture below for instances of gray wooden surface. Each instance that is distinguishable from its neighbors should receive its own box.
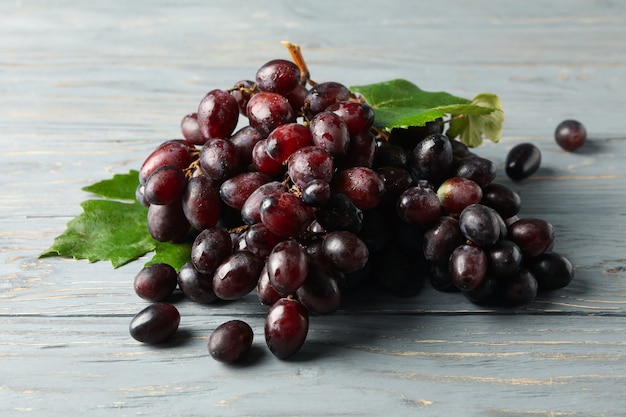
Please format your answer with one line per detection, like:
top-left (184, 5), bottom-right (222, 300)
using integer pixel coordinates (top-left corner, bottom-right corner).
top-left (2, 1), bottom-right (626, 416)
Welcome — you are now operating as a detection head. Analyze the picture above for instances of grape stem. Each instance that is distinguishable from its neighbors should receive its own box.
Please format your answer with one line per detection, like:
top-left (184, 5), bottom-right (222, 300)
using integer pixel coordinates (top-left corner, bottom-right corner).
top-left (229, 224), bottom-right (249, 234)
top-left (183, 149), bottom-right (201, 179)
top-left (446, 114), bottom-right (467, 124)
top-left (281, 41), bottom-right (315, 87)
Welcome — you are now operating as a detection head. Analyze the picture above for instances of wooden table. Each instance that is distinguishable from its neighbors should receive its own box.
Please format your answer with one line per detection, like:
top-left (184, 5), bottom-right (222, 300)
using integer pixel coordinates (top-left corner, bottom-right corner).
top-left (2, 1), bottom-right (625, 416)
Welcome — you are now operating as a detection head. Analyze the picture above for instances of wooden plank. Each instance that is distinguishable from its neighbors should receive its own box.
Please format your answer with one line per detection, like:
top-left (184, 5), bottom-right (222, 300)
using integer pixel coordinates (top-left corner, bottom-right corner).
top-left (1, 315), bottom-right (625, 416)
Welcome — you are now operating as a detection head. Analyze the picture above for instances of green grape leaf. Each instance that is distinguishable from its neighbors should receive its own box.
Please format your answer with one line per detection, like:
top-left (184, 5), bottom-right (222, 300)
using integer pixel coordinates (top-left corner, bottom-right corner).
top-left (350, 79), bottom-right (503, 147)
top-left (39, 198), bottom-right (155, 268)
top-left (82, 169), bottom-right (140, 201)
top-left (146, 241), bottom-right (193, 271)
top-left (447, 93), bottom-right (504, 147)
top-left (41, 170), bottom-right (197, 269)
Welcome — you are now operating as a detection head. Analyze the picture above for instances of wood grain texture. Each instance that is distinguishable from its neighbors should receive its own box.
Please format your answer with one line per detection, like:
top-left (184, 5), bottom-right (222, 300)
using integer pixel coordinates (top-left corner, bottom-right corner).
top-left (1, 0), bottom-right (626, 416)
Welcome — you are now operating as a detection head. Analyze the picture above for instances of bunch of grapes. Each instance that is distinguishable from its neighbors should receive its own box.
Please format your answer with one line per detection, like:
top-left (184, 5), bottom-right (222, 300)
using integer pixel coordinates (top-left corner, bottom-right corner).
top-left (129, 48), bottom-right (574, 363)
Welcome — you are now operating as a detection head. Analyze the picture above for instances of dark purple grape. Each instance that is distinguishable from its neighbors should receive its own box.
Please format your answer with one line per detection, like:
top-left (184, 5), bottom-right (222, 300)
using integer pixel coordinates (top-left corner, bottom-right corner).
top-left (527, 252), bottom-right (574, 291)
top-left (497, 268), bottom-right (538, 306)
top-left (332, 167), bottom-right (385, 210)
top-left (555, 119), bottom-right (586, 151)
top-left (251, 139), bottom-right (285, 177)
top-left (301, 179), bottom-right (331, 207)
top-left (144, 165), bottom-right (187, 206)
top-left (285, 84), bottom-right (308, 115)
top-left (197, 89), bottom-right (240, 141)
top-left (303, 81), bottom-right (350, 119)
top-left (177, 261), bottom-right (217, 303)
top-left (459, 204), bottom-right (502, 247)
top-left (307, 220), bottom-right (327, 236)
top-left (287, 145), bottom-right (334, 188)
top-left (376, 167), bottom-right (413, 206)
top-left (340, 131), bottom-right (377, 169)
top-left (481, 182), bottom-right (522, 219)
top-left (409, 133), bottom-right (453, 184)
top-left (182, 175), bottom-right (221, 230)
top-left (181, 112), bottom-right (205, 146)
top-left (129, 303), bottom-right (180, 344)
top-left (305, 239), bottom-right (325, 261)
top-left (230, 126), bottom-right (264, 167)
top-left (212, 251), bottom-right (264, 300)
top-left (241, 181), bottom-right (288, 225)
top-left (450, 156), bottom-right (497, 188)
top-left (396, 184), bottom-right (441, 228)
top-left (309, 111), bottom-right (350, 158)
top-left (220, 171), bottom-right (271, 210)
top-left (437, 177), bottom-right (483, 215)
top-left (429, 264), bottom-right (459, 292)
top-left (191, 227), bottom-right (233, 274)
top-left (139, 140), bottom-right (194, 185)
top-left (322, 231), bottom-right (369, 273)
top-left (388, 120), bottom-right (444, 151)
top-left (267, 240), bottom-right (309, 295)
top-left (508, 218), bottom-right (555, 258)
top-left (266, 123), bottom-right (313, 163)
top-left (264, 298), bottom-right (309, 359)
top-left (133, 263), bottom-right (178, 302)
top-left (260, 192), bottom-right (312, 238)
top-left (135, 184), bottom-right (149, 206)
top-left (208, 320), bottom-right (254, 364)
top-left (246, 92), bottom-right (295, 137)
top-left (296, 261), bottom-right (342, 315)
top-left (326, 101), bottom-right (374, 136)
top-left (315, 192), bottom-right (363, 233)
top-left (244, 223), bottom-right (283, 258)
top-left (373, 142), bottom-right (408, 169)
top-left (450, 138), bottom-right (475, 159)
top-left (506, 143), bottom-right (541, 181)
top-left (449, 244), bottom-right (488, 291)
top-left (147, 199), bottom-right (190, 242)
top-left (486, 239), bottom-right (523, 278)
top-left (230, 80), bottom-right (256, 115)
top-left (198, 138), bottom-right (241, 183)
top-left (423, 216), bottom-right (465, 264)
top-left (463, 274), bottom-right (499, 306)
top-left (255, 59), bottom-right (301, 95)
top-left (495, 212), bottom-right (509, 241)
top-left (257, 264), bottom-right (283, 306)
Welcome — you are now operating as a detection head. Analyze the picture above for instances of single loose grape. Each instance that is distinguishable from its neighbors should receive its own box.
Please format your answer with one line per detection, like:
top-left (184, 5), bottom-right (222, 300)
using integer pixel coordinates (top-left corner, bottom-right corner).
top-left (505, 143), bottom-right (541, 181)
top-left (555, 119), bottom-right (587, 151)
top-left (264, 298), bottom-right (309, 359)
top-left (208, 320), bottom-right (254, 363)
top-left (129, 303), bottom-right (180, 344)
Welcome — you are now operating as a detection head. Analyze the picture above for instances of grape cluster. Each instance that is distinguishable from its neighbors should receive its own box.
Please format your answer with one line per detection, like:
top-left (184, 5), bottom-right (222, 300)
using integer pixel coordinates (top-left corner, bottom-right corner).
top-left (128, 54), bottom-right (574, 363)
